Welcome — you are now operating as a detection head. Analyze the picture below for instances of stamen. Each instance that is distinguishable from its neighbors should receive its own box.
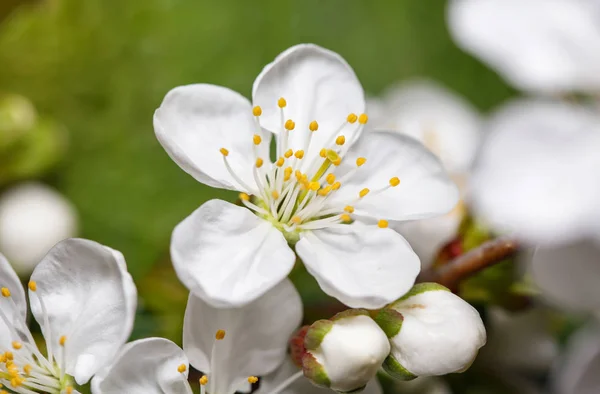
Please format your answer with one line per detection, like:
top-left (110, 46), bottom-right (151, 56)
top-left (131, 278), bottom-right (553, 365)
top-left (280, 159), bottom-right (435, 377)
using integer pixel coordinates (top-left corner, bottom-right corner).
top-left (344, 205), bottom-right (354, 213)
top-left (309, 121), bottom-right (319, 131)
top-left (255, 158), bottom-right (264, 168)
top-left (28, 281), bottom-right (37, 292)
top-left (200, 375), bottom-right (208, 385)
top-left (278, 97), bottom-right (287, 108)
top-left (253, 134), bottom-right (262, 145)
top-left (326, 173), bottom-right (336, 185)
top-left (358, 113), bottom-right (369, 124)
top-left (294, 150), bottom-right (304, 159)
top-left (1, 288), bottom-right (10, 298)
top-left (284, 120), bottom-right (295, 131)
top-left (347, 113), bottom-right (358, 124)
top-left (11, 342), bottom-right (21, 351)
top-left (378, 220), bottom-right (389, 228)
top-left (59, 336), bottom-right (67, 347)
top-left (177, 364), bottom-right (187, 373)
top-left (219, 148), bottom-right (229, 157)
top-left (276, 157), bottom-right (285, 167)
top-left (284, 149), bottom-right (293, 158)
top-left (215, 330), bottom-right (226, 340)
top-left (319, 149), bottom-right (327, 158)
top-left (272, 191), bottom-right (280, 200)
top-left (252, 106), bottom-right (262, 117)
top-left (359, 188), bottom-right (370, 198)
top-left (239, 193), bottom-right (250, 201)
top-left (356, 157), bottom-right (367, 167)
top-left (335, 135), bottom-right (346, 145)
top-left (389, 177), bottom-right (401, 187)
top-left (248, 376), bottom-right (258, 384)
top-left (341, 214), bottom-right (352, 223)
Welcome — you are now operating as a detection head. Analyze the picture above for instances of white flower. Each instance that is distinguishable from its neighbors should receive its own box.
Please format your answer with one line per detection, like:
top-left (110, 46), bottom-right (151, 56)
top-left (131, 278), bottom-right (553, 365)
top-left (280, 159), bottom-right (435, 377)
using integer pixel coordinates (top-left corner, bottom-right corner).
top-left (530, 240), bottom-right (600, 315)
top-left (447, 0), bottom-right (600, 94)
top-left (154, 44), bottom-right (459, 309)
top-left (301, 310), bottom-right (390, 393)
top-left (469, 99), bottom-right (600, 246)
top-left (91, 279), bottom-right (302, 394)
top-left (0, 182), bottom-right (78, 275)
top-left (367, 79), bottom-right (481, 267)
top-left (0, 238), bottom-right (136, 393)
top-left (374, 283), bottom-right (486, 379)
top-left (257, 358), bottom-right (383, 394)
top-left (550, 323), bottom-right (600, 394)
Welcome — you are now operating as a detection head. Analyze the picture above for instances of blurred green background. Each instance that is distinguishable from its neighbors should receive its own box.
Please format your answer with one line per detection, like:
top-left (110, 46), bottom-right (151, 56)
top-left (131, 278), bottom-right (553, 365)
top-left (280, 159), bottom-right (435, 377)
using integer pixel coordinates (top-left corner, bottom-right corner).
top-left (0, 1), bottom-right (518, 392)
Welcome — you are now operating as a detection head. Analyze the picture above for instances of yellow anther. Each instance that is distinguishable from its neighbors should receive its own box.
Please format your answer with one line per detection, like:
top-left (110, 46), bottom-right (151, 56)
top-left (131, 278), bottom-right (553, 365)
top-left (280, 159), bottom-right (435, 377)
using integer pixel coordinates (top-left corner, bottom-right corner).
top-left (59, 336), bottom-right (67, 346)
top-left (309, 120), bottom-right (319, 131)
top-left (333, 157), bottom-right (342, 166)
top-left (177, 364), bottom-right (187, 373)
top-left (276, 157), bottom-right (285, 167)
top-left (356, 157), bottom-right (367, 167)
top-left (319, 148), bottom-right (327, 158)
top-left (358, 113), bottom-right (368, 124)
top-left (23, 365), bottom-right (32, 375)
top-left (295, 170), bottom-right (303, 179)
top-left (220, 148), bottom-right (229, 157)
top-left (291, 216), bottom-right (302, 224)
top-left (5, 352), bottom-right (13, 361)
top-left (347, 113), bottom-right (358, 124)
top-left (252, 106), bottom-right (262, 116)
top-left (65, 387), bottom-right (73, 394)
top-left (248, 376), bottom-right (259, 384)
top-left (317, 186), bottom-right (332, 196)
top-left (336, 135), bottom-right (346, 145)
top-left (332, 181), bottom-right (341, 190)
top-left (340, 214), bottom-right (352, 223)
top-left (378, 220), bottom-right (389, 228)
top-left (253, 134), bottom-right (262, 145)
top-left (1, 288), bottom-right (10, 298)
top-left (308, 182), bottom-right (320, 191)
top-left (389, 177), bottom-right (400, 187)
top-left (272, 191), bottom-right (280, 199)
top-left (326, 173), bottom-right (336, 185)
top-left (278, 97), bottom-right (287, 108)
top-left (255, 158), bottom-right (264, 168)
top-left (359, 188), bottom-right (370, 198)
top-left (28, 281), bottom-right (37, 292)
top-left (239, 193), bottom-right (250, 201)
top-left (200, 375), bottom-right (208, 386)
top-left (284, 119), bottom-right (295, 131)
top-left (344, 205), bottom-right (354, 213)
top-left (284, 167), bottom-right (293, 181)
top-left (215, 329), bottom-right (226, 340)
top-left (12, 342), bottom-right (21, 350)
top-left (284, 149), bottom-right (293, 158)
top-left (294, 150), bottom-right (304, 159)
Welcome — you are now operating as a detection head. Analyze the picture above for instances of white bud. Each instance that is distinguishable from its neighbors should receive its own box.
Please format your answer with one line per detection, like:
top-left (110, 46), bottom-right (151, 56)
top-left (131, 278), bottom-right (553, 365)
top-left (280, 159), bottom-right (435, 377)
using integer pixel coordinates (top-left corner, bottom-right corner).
top-left (0, 182), bottom-right (78, 275)
top-left (375, 283), bottom-right (486, 379)
top-left (303, 309), bottom-right (390, 393)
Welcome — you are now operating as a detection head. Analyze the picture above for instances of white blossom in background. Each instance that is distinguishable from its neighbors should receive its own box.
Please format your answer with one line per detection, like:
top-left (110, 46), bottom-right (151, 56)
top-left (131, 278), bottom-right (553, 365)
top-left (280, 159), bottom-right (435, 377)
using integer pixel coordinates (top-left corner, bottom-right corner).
top-left (550, 323), bottom-right (600, 394)
top-left (447, 0), bottom-right (600, 94)
top-left (154, 44), bottom-right (458, 309)
top-left (469, 99), bottom-right (600, 246)
top-left (374, 283), bottom-right (486, 380)
top-left (0, 182), bottom-right (78, 275)
top-left (0, 238), bottom-right (137, 394)
top-left (368, 79), bottom-right (482, 267)
top-left (92, 279), bottom-right (302, 394)
top-left (300, 310), bottom-right (390, 393)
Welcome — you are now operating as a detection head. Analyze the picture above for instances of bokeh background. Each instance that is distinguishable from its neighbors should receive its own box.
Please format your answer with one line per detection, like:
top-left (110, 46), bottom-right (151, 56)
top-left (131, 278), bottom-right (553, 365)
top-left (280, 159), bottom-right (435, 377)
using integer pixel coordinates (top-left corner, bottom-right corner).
top-left (0, 1), bottom-right (538, 393)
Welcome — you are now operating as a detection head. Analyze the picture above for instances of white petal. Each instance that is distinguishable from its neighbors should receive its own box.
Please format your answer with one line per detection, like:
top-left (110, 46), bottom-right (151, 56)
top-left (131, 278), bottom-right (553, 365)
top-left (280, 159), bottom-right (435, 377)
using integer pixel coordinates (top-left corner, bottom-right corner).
top-left (154, 84), bottom-right (270, 192)
top-left (91, 338), bottom-right (191, 394)
top-left (296, 225), bottom-right (421, 309)
top-left (29, 238), bottom-right (137, 384)
top-left (470, 99), bottom-right (600, 245)
top-left (252, 44), bottom-right (365, 164)
top-left (182, 279), bottom-right (302, 394)
top-left (0, 182), bottom-right (78, 275)
top-left (368, 79), bottom-right (482, 174)
top-left (481, 307), bottom-right (558, 373)
top-left (0, 253), bottom-right (27, 350)
top-left (448, 0), bottom-right (600, 93)
top-left (326, 131), bottom-right (459, 222)
top-left (171, 199), bottom-right (295, 308)
top-left (551, 323), bottom-right (600, 394)
top-left (531, 240), bottom-right (600, 313)
top-left (388, 288), bottom-right (486, 376)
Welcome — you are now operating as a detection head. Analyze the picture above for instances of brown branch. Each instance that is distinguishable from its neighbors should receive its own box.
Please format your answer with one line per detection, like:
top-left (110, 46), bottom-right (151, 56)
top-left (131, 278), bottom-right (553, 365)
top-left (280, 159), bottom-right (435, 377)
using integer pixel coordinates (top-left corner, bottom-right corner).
top-left (418, 237), bottom-right (519, 291)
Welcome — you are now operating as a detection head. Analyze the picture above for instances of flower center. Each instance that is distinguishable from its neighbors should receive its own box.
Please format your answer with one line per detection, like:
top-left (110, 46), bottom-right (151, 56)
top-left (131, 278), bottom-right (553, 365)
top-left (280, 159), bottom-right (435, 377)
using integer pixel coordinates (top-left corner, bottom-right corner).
top-left (0, 283), bottom-right (75, 394)
top-left (220, 98), bottom-right (400, 243)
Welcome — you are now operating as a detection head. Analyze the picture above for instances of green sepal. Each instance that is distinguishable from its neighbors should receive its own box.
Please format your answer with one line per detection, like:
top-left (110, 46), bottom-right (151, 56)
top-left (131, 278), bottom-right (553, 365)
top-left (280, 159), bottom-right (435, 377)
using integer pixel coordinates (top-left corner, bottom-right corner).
top-left (382, 353), bottom-right (417, 381)
top-left (330, 308), bottom-right (370, 322)
top-left (304, 319), bottom-right (334, 350)
top-left (392, 283), bottom-right (449, 306)
top-left (373, 308), bottom-right (404, 338)
top-left (302, 353), bottom-right (331, 388)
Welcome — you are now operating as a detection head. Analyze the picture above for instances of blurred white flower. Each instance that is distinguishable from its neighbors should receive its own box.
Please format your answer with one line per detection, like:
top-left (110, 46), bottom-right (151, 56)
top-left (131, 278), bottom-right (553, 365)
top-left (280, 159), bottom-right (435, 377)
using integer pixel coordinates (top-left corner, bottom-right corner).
top-left (368, 80), bottom-right (481, 268)
top-left (91, 279), bottom-right (302, 394)
top-left (550, 323), bottom-right (600, 394)
top-left (469, 99), bottom-right (600, 246)
top-left (448, 0), bottom-right (600, 94)
top-left (374, 283), bottom-right (486, 379)
top-left (0, 238), bottom-right (137, 392)
top-left (155, 44), bottom-right (458, 309)
top-left (0, 182), bottom-right (78, 275)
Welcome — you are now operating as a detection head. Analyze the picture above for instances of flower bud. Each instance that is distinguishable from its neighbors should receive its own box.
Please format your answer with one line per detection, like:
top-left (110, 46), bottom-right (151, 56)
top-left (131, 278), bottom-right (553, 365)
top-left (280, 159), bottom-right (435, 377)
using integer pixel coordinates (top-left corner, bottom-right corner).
top-left (302, 309), bottom-right (390, 393)
top-left (374, 283), bottom-right (486, 380)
